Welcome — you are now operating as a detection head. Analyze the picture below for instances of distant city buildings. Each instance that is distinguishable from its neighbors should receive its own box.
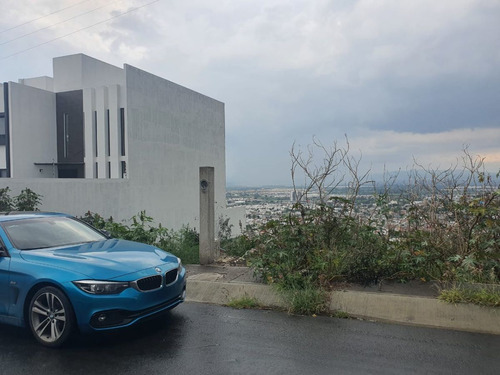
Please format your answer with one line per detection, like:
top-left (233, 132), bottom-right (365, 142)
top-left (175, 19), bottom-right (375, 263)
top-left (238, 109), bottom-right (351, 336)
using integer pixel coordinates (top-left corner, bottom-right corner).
top-left (227, 188), bottom-right (295, 226)
top-left (227, 187), bottom-right (429, 232)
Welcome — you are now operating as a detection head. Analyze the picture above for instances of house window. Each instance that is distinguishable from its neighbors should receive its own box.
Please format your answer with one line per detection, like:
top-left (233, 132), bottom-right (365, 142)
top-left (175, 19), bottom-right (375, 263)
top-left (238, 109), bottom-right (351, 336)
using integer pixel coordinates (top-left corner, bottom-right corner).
top-left (63, 113), bottom-right (69, 158)
top-left (107, 161), bottom-right (111, 178)
top-left (120, 108), bottom-right (126, 156)
top-left (82, 112), bottom-right (85, 158)
top-left (0, 114), bottom-right (5, 146)
top-left (121, 161), bottom-right (127, 178)
top-left (106, 109), bottom-right (110, 157)
top-left (0, 114), bottom-right (5, 133)
top-left (94, 111), bottom-right (98, 157)
top-left (95, 162), bottom-right (98, 178)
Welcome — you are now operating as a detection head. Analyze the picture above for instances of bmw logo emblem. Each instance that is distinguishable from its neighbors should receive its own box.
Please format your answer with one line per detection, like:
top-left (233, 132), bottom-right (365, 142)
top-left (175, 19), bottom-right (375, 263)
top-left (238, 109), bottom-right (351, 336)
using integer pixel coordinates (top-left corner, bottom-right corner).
top-left (155, 267), bottom-right (161, 273)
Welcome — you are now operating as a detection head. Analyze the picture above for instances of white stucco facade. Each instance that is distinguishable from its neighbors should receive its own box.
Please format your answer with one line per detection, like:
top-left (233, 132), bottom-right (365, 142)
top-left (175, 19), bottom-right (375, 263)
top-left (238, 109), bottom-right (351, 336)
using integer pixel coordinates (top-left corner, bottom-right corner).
top-left (8, 83), bottom-right (57, 179)
top-left (0, 54), bottom-right (245, 232)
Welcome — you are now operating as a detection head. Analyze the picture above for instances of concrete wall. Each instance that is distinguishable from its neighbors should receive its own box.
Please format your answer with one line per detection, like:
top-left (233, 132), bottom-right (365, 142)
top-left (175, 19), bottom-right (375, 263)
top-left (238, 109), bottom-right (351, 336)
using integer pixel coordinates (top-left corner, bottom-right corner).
top-left (18, 77), bottom-right (54, 92)
top-left (53, 54), bottom-right (124, 92)
top-left (0, 147), bottom-right (5, 170)
top-left (0, 179), bottom-right (131, 218)
top-left (8, 82), bottom-right (57, 178)
top-left (0, 178), bottom-right (244, 234)
top-left (124, 64), bottom-right (227, 231)
top-left (0, 83), bottom-right (5, 112)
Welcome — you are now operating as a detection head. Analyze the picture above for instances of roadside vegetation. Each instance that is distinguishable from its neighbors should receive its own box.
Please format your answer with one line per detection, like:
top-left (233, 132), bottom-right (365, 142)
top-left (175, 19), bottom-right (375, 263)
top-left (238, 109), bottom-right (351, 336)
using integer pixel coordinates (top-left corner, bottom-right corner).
top-left (438, 286), bottom-right (500, 307)
top-left (229, 139), bottom-right (500, 312)
top-left (1, 140), bottom-right (498, 312)
top-left (0, 187), bottom-right (42, 211)
top-left (80, 211), bottom-right (200, 264)
top-left (227, 296), bottom-right (262, 310)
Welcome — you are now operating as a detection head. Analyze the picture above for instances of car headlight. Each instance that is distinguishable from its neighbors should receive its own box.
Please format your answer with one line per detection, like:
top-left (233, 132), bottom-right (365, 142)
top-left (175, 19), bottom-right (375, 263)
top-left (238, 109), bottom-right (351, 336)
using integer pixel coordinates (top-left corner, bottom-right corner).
top-left (177, 257), bottom-right (182, 269)
top-left (73, 280), bottom-right (130, 295)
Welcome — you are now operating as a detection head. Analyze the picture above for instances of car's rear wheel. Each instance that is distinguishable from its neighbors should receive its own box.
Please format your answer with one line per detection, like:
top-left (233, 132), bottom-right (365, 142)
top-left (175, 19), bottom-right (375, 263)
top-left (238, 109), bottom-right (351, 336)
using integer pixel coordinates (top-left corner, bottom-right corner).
top-left (28, 286), bottom-right (74, 347)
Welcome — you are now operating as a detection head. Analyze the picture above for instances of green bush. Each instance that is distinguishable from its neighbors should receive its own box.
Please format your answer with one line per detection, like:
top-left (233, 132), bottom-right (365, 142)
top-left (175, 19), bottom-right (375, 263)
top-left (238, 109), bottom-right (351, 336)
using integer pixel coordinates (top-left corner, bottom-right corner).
top-left (80, 211), bottom-right (199, 264)
top-left (249, 204), bottom-right (397, 289)
top-left (217, 216), bottom-right (256, 257)
top-left (0, 187), bottom-right (13, 211)
top-left (0, 187), bottom-right (42, 211)
top-left (248, 145), bottom-right (500, 294)
top-left (221, 234), bottom-right (256, 257)
top-left (159, 226), bottom-right (200, 264)
top-left (278, 284), bottom-right (329, 315)
top-left (14, 188), bottom-right (43, 211)
top-left (439, 286), bottom-right (500, 307)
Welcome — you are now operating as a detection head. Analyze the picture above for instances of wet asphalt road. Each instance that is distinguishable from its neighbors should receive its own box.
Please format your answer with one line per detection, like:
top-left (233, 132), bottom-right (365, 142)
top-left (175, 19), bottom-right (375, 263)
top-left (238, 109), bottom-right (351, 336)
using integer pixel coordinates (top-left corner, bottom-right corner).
top-left (0, 302), bottom-right (498, 375)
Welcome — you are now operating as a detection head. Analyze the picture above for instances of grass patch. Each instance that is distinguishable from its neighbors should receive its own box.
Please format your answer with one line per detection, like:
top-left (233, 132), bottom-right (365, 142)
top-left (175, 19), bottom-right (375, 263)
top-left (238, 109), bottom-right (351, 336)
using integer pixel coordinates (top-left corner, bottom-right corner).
top-left (227, 296), bottom-right (261, 309)
top-left (438, 287), bottom-right (500, 307)
top-left (279, 285), bottom-right (329, 315)
top-left (168, 242), bottom-right (199, 264)
top-left (331, 310), bottom-right (351, 319)
top-left (221, 235), bottom-right (255, 257)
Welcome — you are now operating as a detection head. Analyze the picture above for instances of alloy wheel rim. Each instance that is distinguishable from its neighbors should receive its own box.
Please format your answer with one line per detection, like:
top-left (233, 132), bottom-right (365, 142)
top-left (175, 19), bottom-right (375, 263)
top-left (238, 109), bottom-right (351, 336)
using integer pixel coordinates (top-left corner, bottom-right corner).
top-left (31, 292), bottom-right (66, 343)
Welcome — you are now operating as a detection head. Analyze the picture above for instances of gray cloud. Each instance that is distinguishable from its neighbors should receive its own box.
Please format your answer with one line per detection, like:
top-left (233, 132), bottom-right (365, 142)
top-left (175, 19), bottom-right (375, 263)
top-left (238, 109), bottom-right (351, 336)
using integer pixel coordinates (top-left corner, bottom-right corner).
top-left (1, 0), bottom-right (499, 185)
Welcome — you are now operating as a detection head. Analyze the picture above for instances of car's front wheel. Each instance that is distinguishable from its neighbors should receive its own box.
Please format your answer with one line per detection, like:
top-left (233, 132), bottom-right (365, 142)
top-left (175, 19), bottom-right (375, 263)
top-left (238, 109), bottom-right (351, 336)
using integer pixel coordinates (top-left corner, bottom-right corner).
top-left (28, 286), bottom-right (75, 347)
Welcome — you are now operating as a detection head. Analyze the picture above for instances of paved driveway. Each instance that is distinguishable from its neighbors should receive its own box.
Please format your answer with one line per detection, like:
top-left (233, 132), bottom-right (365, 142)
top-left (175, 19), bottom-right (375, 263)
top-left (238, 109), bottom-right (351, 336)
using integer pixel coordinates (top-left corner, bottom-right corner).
top-left (0, 302), bottom-right (498, 375)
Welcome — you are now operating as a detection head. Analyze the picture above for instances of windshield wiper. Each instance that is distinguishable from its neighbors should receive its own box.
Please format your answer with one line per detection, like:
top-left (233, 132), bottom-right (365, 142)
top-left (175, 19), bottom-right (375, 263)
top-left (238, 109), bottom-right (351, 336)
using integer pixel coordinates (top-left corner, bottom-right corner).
top-left (20, 240), bottom-right (100, 250)
top-left (21, 245), bottom-right (56, 250)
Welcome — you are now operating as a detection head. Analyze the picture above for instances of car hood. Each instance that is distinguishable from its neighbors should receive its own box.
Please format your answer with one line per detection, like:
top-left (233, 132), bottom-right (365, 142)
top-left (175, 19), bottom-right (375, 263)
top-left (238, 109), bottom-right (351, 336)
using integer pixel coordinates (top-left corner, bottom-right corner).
top-left (19, 239), bottom-right (178, 280)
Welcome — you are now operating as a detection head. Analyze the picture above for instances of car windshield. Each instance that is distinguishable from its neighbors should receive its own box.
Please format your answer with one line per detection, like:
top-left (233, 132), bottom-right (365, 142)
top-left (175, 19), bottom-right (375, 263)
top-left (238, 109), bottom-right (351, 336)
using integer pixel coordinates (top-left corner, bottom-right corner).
top-left (1, 216), bottom-right (106, 250)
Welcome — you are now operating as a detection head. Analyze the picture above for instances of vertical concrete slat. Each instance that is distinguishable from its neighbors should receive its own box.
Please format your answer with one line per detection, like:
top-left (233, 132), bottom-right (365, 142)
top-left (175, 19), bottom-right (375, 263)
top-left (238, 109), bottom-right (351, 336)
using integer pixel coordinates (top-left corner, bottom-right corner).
top-left (108, 85), bottom-right (120, 178)
top-left (83, 88), bottom-right (95, 178)
top-left (96, 87), bottom-right (108, 178)
top-left (199, 166), bottom-right (216, 265)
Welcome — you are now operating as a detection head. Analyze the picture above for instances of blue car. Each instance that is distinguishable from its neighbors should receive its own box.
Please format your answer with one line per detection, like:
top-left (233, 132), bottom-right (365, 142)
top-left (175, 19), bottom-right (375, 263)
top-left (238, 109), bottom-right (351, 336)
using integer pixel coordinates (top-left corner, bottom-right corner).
top-left (0, 212), bottom-right (186, 347)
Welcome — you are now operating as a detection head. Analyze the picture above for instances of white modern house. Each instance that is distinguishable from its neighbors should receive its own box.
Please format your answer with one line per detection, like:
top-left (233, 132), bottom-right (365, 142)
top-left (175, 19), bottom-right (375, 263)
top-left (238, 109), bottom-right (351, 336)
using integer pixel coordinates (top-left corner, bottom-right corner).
top-left (0, 54), bottom-right (244, 232)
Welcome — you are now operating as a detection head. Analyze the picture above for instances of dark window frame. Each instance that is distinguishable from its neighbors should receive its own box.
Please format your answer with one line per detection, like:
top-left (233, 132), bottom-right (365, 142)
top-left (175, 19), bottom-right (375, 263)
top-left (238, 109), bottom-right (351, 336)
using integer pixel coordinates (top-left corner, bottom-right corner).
top-left (121, 160), bottom-right (126, 178)
top-left (0, 113), bottom-right (5, 146)
top-left (106, 109), bottom-right (110, 157)
top-left (63, 113), bottom-right (69, 158)
top-left (94, 110), bottom-right (98, 157)
top-left (0, 112), bottom-right (5, 134)
top-left (120, 108), bottom-right (126, 156)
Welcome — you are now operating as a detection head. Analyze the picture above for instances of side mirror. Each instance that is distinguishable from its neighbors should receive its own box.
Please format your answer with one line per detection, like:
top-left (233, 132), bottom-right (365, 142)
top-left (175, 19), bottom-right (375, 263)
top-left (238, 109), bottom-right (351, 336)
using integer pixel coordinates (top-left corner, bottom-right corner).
top-left (0, 245), bottom-right (8, 257)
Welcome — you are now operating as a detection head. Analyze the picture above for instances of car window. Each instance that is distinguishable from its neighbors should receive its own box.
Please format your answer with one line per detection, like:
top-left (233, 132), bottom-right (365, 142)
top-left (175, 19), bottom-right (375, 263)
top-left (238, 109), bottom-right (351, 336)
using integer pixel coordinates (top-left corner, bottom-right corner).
top-left (1, 217), bottom-right (106, 250)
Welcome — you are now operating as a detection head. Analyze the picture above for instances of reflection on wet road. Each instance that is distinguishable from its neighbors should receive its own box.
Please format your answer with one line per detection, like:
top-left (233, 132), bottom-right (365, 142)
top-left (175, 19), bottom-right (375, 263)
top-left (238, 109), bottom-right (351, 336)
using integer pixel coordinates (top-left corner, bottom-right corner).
top-left (0, 302), bottom-right (498, 375)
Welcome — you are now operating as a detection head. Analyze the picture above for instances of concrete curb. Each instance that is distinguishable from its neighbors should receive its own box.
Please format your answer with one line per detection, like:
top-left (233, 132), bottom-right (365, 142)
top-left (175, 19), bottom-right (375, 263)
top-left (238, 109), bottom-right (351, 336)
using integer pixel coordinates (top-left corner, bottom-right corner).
top-left (329, 290), bottom-right (500, 335)
top-left (186, 280), bottom-right (286, 308)
top-left (186, 279), bottom-right (500, 335)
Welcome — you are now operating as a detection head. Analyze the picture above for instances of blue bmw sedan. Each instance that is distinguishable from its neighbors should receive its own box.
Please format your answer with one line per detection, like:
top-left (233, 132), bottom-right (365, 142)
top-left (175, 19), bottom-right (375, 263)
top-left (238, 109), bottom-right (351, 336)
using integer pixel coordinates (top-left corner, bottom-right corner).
top-left (0, 212), bottom-right (186, 347)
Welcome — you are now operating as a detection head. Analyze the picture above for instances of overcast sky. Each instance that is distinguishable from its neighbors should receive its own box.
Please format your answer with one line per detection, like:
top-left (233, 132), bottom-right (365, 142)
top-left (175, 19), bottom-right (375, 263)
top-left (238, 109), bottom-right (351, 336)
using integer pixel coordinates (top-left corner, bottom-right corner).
top-left (1, 0), bottom-right (499, 186)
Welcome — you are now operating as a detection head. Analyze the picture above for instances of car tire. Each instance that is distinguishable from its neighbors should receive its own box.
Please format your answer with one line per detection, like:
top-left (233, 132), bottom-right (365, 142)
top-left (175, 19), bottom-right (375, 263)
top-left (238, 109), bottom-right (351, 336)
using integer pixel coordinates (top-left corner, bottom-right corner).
top-left (28, 286), bottom-right (75, 347)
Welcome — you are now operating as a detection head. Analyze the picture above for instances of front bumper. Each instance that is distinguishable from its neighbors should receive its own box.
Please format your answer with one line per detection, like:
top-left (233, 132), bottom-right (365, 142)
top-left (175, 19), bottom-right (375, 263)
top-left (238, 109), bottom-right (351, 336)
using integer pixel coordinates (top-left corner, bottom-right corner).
top-left (89, 289), bottom-right (186, 329)
top-left (70, 266), bottom-right (186, 333)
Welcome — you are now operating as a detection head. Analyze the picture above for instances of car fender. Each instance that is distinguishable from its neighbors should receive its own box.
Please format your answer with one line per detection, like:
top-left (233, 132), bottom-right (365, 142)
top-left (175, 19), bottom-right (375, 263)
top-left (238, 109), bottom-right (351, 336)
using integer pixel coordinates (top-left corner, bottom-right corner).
top-left (7, 251), bottom-right (88, 327)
